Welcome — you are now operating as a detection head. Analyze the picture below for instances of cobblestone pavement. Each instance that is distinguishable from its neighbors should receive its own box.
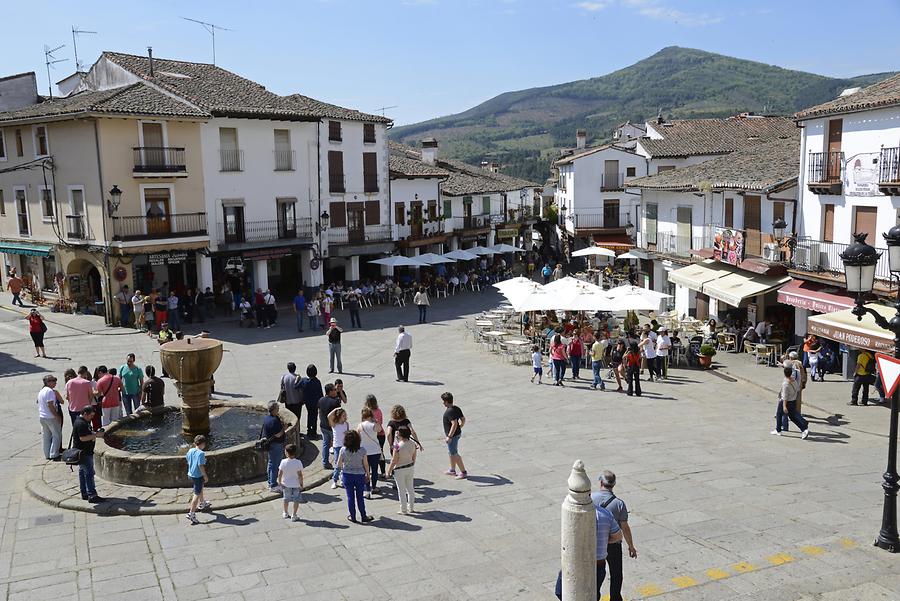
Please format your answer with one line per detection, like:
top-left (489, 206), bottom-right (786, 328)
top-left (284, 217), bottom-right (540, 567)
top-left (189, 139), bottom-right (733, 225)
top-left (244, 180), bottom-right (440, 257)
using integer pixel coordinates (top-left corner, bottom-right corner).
top-left (2, 291), bottom-right (900, 600)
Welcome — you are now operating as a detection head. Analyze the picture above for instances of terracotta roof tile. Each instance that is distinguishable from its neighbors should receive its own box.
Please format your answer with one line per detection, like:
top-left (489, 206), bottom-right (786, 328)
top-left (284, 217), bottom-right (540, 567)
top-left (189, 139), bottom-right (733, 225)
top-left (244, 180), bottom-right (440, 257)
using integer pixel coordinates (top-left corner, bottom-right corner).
top-left (795, 73), bottom-right (900, 120)
top-left (639, 115), bottom-right (796, 158)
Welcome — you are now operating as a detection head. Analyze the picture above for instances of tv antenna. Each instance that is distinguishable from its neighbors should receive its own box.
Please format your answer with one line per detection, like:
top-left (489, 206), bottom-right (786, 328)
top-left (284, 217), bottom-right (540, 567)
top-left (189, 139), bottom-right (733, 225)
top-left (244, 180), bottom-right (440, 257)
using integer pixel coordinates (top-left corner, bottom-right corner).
top-left (181, 17), bottom-right (232, 65)
top-left (71, 26), bottom-right (98, 73)
top-left (43, 43), bottom-right (68, 100)
top-left (374, 105), bottom-right (398, 116)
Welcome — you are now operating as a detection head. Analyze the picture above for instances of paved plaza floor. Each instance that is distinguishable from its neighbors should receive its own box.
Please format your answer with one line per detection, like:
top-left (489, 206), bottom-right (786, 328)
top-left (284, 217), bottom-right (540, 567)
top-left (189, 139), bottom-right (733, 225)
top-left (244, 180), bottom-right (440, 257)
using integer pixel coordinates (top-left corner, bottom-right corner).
top-left (2, 290), bottom-right (900, 600)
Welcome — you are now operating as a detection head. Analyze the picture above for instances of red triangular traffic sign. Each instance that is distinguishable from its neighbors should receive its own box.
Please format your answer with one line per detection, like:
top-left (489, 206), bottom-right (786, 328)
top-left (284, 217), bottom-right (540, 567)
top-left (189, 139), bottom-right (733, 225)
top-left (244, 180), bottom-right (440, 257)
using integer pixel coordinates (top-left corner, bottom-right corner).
top-left (876, 353), bottom-right (900, 399)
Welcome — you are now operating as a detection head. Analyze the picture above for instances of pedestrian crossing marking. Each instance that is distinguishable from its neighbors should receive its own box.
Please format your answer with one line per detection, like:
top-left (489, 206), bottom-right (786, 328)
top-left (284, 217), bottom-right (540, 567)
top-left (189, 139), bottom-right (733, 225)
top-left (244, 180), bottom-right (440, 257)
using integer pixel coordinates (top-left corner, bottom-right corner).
top-left (766, 553), bottom-right (794, 565)
top-left (800, 545), bottom-right (826, 556)
top-left (705, 568), bottom-right (729, 580)
top-left (672, 576), bottom-right (696, 588)
top-left (636, 583), bottom-right (663, 596)
top-left (731, 561), bottom-right (756, 573)
top-left (841, 538), bottom-right (857, 548)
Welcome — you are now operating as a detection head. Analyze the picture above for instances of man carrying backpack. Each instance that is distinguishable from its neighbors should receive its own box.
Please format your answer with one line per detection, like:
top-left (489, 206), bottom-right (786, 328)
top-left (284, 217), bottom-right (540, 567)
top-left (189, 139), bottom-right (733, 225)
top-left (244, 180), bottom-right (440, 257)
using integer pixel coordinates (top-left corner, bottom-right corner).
top-left (592, 471), bottom-right (637, 601)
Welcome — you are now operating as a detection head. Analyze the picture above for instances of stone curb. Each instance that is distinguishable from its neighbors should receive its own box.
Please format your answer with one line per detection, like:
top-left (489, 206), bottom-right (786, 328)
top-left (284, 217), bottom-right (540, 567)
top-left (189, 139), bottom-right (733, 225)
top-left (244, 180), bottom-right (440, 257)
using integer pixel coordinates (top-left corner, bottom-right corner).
top-left (25, 452), bottom-right (332, 516)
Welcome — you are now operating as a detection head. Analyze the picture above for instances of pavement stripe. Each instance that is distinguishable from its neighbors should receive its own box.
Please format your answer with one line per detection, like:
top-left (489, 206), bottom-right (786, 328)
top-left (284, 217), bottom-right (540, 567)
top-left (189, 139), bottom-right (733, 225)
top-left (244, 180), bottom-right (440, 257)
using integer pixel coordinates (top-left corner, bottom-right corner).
top-left (731, 561), bottom-right (756, 573)
top-left (635, 583), bottom-right (663, 596)
top-left (705, 568), bottom-right (730, 580)
top-left (671, 576), bottom-right (697, 588)
top-left (766, 553), bottom-right (794, 566)
top-left (801, 545), bottom-right (826, 556)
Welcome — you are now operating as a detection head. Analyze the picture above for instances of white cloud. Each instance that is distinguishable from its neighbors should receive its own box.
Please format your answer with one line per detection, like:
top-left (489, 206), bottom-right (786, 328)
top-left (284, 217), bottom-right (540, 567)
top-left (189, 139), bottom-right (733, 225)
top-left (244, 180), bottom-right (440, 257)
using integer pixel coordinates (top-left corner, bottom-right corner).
top-left (574, 1), bottom-right (610, 11)
top-left (622, 0), bottom-right (722, 26)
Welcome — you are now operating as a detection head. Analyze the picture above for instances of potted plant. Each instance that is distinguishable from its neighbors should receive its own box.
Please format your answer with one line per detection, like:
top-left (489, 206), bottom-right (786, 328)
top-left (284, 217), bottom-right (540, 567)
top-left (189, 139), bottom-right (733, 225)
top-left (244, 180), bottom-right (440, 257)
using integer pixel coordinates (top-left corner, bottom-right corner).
top-left (698, 344), bottom-right (717, 368)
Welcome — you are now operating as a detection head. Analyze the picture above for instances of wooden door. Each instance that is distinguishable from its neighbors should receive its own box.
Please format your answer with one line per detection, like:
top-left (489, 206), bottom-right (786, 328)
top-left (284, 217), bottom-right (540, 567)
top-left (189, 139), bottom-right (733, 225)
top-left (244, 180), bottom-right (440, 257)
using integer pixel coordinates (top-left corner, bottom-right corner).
top-left (827, 119), bottom-right (843, 181)
top-left (676, 206), bottom-right (692, 254)
top-left (223, 205), bottom-right (245, 243)
top-left (347, 207), bottom-right (365, 244)
top-left (142, 123), bottom-right (164, 169)
top-left (743, 195), bottom-right (761, 256)
top-left (822, 204), bottom-right (835, 242)
top-left (854, 206), bottom-right (878, 245)
top-left (144, 190), bottom-right (171, 236)
top-left (411, 202), bottom-right (423, 238)
top-left (603, 160), bottom-right (619, 189)
top-left (463, 201), bottom-right (473, 228)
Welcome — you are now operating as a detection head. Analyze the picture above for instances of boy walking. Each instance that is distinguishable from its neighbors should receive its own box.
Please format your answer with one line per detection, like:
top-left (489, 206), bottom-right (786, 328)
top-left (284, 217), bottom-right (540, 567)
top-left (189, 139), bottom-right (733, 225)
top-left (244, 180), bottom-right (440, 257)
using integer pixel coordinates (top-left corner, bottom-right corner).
top-left (278, 443), bottom-right (305, 521)
top-left (772, 366), bottom-right (810, 439)
top-left (441, 392), bottom-right (467, 480)
top-left (186, 435), bottom-right (210, 524)
top-left (531, 345), bottom-right (543, 384)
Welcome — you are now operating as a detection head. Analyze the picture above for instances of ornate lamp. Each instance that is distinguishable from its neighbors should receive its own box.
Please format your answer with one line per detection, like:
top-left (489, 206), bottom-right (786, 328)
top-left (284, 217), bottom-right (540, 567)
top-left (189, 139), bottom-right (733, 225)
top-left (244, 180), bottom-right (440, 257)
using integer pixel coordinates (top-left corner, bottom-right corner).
top-left (773, 217), bottom-right (787, 241)
top-left (106, 185), bottom-right (122, 217)
top-left (840, 233), bottom-right (880, 294)
top-left (884, 224), bottom-right (900, 274)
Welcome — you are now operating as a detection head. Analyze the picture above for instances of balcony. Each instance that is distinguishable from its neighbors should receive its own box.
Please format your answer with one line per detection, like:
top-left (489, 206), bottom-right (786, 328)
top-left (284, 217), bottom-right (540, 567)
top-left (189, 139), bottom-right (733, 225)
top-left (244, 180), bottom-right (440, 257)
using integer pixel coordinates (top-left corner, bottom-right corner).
top-left (646, 232), bottom-right (708, 259)
top-left (217, 218), bottom-right (313, 247)
top-left (448, 215), bottom-right (497, 233)
top-left (791, 236), bottom-right (891, 281)
top-left (807, 151), bottom-right (843, 195)
top-left (396, 219), bottom-right (448, 247)
top-left (274, 150), bottom-right (295, 172)
top-left (219, 149), bottom-right (244, 172)
top-left (328, 224), bottom-right (392, 246)
top-left (112, 212), bottom-right (207, 242)
top-left (132, 147), bottom-right (187, 175)
top-left (879, 147), bottom-right (900, 195)
top-left (601, 172), bottom-right (625, 191)
top-left (65, 215), bottom-right (89, 241)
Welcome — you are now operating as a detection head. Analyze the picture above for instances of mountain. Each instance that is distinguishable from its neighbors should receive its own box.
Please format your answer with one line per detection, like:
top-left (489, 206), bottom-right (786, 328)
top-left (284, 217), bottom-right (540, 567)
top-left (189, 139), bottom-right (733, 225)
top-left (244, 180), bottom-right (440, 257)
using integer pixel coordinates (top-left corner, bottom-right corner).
top-left (390, 47), bottom-right (897, 182)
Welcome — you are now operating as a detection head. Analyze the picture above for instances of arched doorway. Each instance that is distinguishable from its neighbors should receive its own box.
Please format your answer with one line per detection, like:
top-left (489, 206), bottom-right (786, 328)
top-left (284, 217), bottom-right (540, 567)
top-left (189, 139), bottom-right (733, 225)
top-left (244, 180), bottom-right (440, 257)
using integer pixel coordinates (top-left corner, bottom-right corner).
top-left (65, 258), bottom-right (104, 313)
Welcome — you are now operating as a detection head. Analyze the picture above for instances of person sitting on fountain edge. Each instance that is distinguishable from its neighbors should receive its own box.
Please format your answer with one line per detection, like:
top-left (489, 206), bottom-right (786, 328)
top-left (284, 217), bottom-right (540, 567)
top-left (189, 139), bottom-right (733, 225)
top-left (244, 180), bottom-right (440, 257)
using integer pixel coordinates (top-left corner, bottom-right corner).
top-left (140, 365), bottom-right (165, 410)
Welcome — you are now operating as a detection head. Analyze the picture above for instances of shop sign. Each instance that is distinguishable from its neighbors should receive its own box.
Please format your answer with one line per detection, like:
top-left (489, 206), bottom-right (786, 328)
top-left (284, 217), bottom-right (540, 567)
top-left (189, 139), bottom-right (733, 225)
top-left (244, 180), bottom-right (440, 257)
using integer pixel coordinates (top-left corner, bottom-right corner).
top-left (497, 228), bottom-right (518, 239)
top-left (149, 251), bottom-right (189, 265)
top-left (711, 227), bottom-right (744, 266)
top-left (808, 321), bottom-right (893, 353)
top-left (845, 152), bottom-right (881, 197)
top-left (776, 291), bottom-right (848, 315)
top-left (243, 247), bottom-right (292, 261)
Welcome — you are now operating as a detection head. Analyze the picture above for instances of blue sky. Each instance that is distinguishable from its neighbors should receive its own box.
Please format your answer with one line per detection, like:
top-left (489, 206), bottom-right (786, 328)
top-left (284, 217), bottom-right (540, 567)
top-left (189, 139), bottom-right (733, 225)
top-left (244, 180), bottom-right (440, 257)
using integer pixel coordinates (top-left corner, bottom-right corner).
top-left (2, 0), bottom-right (898, 125)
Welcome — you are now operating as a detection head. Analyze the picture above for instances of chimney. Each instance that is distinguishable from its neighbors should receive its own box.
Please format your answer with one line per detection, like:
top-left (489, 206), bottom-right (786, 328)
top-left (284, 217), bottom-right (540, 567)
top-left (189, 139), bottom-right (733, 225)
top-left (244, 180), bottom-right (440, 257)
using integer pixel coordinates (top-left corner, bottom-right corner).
top-left (421, 137), bottom-right (438, 165)
top-left (0, 72), bottom-right (39, 111)
top-left (576, 129), bottom-right (586, 150)
top-left (147, 46), bottom-right (155, 77)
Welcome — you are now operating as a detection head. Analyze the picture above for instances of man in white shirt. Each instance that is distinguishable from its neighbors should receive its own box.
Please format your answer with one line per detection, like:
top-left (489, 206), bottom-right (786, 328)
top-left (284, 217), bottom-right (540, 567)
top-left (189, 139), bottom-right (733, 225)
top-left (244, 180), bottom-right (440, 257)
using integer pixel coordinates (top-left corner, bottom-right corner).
top-left (655, 328), bottom-right (672, 380)
top-left (394, 325), bottom-right (413, 382)
top-left (755, 320), bottom-right (771, 343)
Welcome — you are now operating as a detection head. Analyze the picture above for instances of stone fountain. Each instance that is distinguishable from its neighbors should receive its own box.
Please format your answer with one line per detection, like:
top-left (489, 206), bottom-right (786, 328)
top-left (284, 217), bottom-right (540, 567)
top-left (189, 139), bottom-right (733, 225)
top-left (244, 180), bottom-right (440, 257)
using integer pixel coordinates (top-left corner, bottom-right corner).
top-left (159, 337), bottom-right (223, 434)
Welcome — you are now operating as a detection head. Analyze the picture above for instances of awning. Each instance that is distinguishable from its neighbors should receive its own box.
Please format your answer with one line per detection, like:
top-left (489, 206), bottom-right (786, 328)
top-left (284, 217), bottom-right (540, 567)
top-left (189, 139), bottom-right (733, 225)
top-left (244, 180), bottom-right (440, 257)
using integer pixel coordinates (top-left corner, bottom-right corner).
top-left (703, 271), bottom-right (791, 307)
top-left (666, 260), bottom-right (733, 292)
top-left (808, 303), bottom-right (894, 352)
top-left (591, 232), bottom-right (633, 249)
top-left (0, 242), bottom-right (52, 257)
top-left (777, 280), bottom-right (856, 314)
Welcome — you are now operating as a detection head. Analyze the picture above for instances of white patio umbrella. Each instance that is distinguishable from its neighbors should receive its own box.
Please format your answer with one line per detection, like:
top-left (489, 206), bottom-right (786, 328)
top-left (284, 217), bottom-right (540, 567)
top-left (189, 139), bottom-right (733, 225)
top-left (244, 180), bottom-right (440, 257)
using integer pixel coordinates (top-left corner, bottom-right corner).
top-left (468, 246), bottom-right (498, 256)
top-left (572, 246), bottom-right (616, 258)
top-left (494, 277), bottom-right (543, 307)
top-left (443, 249), bottom-right (479, 261)
top-left (617, 251), bottom-right (641, 260)
top-left (416, 252), bottom-right (456, 265)
top-left (513, 277), bottom-right (608, 312)
top-left (368, 256), bottom-right (428, 267)
top-left (599, 292), bottom-right (661, 312)
top-left (491, 243), bottom-right (526, 253)
top-left (493, 276), bottom-right (540, 293)
top-left (606, 285), bottom-right (672, 301)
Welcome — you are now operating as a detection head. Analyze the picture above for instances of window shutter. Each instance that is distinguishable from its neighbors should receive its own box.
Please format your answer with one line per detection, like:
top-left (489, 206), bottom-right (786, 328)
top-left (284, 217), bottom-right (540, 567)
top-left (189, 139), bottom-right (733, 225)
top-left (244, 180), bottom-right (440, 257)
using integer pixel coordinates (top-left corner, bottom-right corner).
top-left (724, 198), bottom-right (734, 228)
top-left (427, 200), bottom-right (437, 220)
top-left (329, 121), bottom-right (342, 141)
top-left (363, 124), bottom-right (376, 143)
top-left (822, 204), bottom-right (834, 242)
top-left (363, 152), bottom-right (378, 193)
top-left (482, 196), bottom-right (491, 214)
top-left (443, 199), bottom-right (451, 218)
top-left (365, 201), bottom-right (380, 225)
top-left (395, 203), bottom-right (405, 226)
top-left (645, 203), bottom-right (657, 245)
top-left (330, 201), bottom-right (346, 227)
top-left (328, 151), bottom-right (344, 193)
top-left (773, 201), bottom-right (785, 222)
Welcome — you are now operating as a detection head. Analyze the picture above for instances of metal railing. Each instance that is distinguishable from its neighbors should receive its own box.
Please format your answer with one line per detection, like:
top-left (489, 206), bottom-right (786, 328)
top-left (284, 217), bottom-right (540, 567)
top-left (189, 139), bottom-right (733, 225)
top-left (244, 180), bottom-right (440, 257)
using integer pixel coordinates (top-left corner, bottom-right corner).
top-left (218, 218), bottom-right (313, 245)
top-left (328, 224), bottom-right (392, 245)
top-left (329, 174), bottom-right (345, 194)
top-left (448, 215), bottom-right (497, 231)
top-left (880, 147), bottom-right (900, 183)
top-left (65, 215), bottom-right (89, 240)
top-left (112, 212), bottom-right (207, 241)
top-left (808, 151), bottom-right (844, 183)
top-left (792, 236), bottom-right (892, 282)
top-left (274, 149), bottom-right (295, 171)
top-left (132, 147), bottom-right (186, 173)
top-left (701, 224), bottom-right (778, 259)
top-left (573, 212), bottom-right (623, 229)
top-left (601, 172), bottom-right (625, 191)
top-left (219, 148), bottom-right (244, 172)
top-left (397, 220), bottom-right (447, 240)
top-left (652, 232), bottom-right (707, 257)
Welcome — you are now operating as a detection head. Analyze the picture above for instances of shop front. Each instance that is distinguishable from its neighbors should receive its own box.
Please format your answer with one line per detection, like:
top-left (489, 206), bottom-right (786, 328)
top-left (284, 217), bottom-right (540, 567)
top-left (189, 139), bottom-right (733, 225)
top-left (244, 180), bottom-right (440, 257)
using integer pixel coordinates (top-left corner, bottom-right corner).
top-left (1, 242), bottom-right (59, 297)
top-left (777, 279), bottom-right (856, 346)
top-left (212, 246), bottom-right (307, 299)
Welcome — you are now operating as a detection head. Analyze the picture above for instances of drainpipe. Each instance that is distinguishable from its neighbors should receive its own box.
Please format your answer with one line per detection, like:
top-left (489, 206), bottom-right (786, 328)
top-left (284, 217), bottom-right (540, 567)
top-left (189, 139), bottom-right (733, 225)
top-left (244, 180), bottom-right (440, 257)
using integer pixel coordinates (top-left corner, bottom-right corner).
top-left (93, 119), bottom-right (114, 325)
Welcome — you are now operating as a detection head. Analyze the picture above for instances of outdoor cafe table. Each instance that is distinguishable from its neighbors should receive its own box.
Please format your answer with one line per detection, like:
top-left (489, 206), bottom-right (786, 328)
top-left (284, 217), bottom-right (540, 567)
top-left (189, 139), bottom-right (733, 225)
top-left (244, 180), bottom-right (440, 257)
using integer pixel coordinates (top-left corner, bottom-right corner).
top-left (475, 320), bottom-right (494, 328)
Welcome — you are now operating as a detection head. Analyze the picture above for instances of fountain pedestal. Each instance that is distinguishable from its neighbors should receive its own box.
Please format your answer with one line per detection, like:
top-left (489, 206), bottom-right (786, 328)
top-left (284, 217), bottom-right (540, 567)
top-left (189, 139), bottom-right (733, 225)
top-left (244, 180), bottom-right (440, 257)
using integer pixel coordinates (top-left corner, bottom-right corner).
top-left (159, 338), bottom-right (223, 435)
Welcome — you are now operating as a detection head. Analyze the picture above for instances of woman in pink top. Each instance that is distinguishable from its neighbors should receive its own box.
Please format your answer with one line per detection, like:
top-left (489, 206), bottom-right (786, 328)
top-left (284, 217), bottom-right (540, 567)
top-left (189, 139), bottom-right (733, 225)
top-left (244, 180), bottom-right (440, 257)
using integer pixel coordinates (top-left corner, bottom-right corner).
top-left (549, 333), bottom-right (569, 387)
top-left (96, 366), bottom-right (124, 426)
top-left (65, 366), bottom-right (94, 425)
top-left (365, 394), bottom-right (386, 478)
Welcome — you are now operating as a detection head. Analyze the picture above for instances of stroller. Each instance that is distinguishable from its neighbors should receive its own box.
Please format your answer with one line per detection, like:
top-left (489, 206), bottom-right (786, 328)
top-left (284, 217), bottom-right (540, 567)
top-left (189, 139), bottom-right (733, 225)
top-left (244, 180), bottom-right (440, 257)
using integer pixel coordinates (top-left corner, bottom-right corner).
top-left (687, 335), bottom-right (703, 368)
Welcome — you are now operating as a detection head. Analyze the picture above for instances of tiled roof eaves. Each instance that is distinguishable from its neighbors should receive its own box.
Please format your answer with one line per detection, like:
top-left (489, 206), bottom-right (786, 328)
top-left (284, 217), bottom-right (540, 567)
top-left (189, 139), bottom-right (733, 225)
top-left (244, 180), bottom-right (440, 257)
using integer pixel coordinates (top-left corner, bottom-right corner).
top-left (555, 143), bottom-right (639, 165)
top-left (794, 73), bottom-right (900, 120)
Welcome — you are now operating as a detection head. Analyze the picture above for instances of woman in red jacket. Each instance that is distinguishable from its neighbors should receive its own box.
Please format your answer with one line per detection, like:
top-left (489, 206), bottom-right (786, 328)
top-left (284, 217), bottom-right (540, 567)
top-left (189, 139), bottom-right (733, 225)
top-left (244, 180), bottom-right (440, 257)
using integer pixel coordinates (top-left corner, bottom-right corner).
top-left (623, 342), bottom-right (642, 397)
top-left (27, 309), bottom-right (47, 358)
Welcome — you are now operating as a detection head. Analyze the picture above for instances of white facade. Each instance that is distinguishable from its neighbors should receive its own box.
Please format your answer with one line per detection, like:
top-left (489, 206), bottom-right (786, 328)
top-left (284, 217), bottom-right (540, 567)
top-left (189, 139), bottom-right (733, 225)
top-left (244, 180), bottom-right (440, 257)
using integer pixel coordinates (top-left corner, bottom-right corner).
top-left (390, 176), bottom-right (443, 244)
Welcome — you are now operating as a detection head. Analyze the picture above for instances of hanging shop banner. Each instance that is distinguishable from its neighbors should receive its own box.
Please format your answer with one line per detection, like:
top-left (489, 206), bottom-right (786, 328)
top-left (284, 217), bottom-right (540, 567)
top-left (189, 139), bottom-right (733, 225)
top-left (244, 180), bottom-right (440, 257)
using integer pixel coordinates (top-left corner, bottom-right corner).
top-left (243, 247), bottom-right (293, 261)
top-left (497, 228), bottom-right (519, 240)
top-left (711, 227), bottom-right (745, 266)
top-left (149, 251), bottom-right (189, 265)
top-left (845, 152), bottom-right (881, 197)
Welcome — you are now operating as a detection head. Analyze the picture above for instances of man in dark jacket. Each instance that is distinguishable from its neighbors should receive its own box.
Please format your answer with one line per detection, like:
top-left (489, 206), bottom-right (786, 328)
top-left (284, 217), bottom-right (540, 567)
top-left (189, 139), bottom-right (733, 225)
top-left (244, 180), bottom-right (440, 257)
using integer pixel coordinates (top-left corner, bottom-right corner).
top-left (299, 364), bottom-right (323, 439)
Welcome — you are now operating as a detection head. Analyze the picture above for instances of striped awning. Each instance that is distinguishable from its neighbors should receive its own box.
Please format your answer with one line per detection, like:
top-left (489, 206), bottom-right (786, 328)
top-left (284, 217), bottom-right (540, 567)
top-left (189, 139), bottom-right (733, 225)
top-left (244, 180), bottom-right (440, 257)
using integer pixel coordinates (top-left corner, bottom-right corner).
top-left (0, 242), bottom-right (52, 257)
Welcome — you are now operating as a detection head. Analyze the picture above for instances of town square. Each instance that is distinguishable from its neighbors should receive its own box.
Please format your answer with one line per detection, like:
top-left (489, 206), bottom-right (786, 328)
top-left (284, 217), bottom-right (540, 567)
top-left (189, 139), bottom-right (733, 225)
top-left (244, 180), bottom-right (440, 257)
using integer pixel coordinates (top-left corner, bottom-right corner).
top-left (2, 1), bottom-right (900, 600)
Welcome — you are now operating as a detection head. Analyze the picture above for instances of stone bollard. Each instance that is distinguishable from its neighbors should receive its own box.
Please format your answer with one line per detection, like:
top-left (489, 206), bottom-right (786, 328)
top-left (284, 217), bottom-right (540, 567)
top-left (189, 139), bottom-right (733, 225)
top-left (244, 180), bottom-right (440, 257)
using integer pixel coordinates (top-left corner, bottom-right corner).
top-left (561, 460), bottom-right (596, 601)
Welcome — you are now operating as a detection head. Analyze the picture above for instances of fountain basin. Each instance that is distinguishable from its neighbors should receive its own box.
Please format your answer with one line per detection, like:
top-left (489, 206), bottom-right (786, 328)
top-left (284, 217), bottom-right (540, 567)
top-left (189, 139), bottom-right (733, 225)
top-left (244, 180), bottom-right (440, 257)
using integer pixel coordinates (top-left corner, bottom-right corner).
top-left (95, 402), bottom-right (297, 488)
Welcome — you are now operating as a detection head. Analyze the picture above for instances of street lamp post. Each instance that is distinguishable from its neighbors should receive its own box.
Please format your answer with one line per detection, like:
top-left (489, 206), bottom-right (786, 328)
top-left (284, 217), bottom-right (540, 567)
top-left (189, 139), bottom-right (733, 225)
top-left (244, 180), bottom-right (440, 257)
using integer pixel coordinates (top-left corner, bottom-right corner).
top-left (840, 231), bottom-right (900, 552)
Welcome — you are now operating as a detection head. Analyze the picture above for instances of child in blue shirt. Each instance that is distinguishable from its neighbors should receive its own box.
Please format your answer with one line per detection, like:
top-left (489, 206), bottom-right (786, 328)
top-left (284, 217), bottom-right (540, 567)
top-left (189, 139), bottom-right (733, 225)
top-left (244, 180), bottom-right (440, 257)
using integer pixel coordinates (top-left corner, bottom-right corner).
top-left (185, 435), bottom-right (210, 524)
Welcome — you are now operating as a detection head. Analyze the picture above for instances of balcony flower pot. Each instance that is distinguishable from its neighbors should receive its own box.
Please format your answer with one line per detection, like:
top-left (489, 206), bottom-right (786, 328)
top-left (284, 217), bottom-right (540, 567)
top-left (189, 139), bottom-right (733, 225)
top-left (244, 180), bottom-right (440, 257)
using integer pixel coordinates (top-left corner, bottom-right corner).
top-left (698, 344), bottom-right (716, 369)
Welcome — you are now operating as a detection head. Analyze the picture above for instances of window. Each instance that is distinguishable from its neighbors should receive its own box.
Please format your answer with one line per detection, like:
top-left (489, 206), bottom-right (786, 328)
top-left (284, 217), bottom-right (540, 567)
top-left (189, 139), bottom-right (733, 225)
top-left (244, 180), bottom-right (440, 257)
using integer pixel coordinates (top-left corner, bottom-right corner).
top-left (39, 186), bottom-right (55, 220)
top-left (645, 203), bottom-right (657, 245)
top-left (822, 204), bottom-right (835, 242)
top-left (277, 198), bottom-right (297, 238)
top-left (329, 201), bottom-right (346, 227)
top-left (14, 187), bottom-right (29, 236)
top-left (626, 166), bottom-right (636, 177)
top-left (0, 189), bottom-right (4, 215)
top-left (363, 123), bottom-right (376, 144)
top-left (724, 198), bottom-right (734, 228)
top-left (395, 203), bottom-right (405, 226)
top-left (219, 127), bottom-right (241, 171)
top-left (773, 201), bottom-right (785, 225)
top-left (603, 199), bottom-right (619, 228)
top-left (558, 170), bottom-right (567, 191)
top-left (363, 152), bottom-right (378, 193)
top-left (364, 201), bottom-right (380, 225)
top-left (14, 129), bottom-right (23, 157)
top-left (33, 125), bottom-right (49, 157)
top-left (427, 200), bottom-right (437, 220)
top-left (482, 196), bottom-right (491, 215)
top-left (603, 160), bottom-right (620, 190)
top-left (328, 151), bottom-right (345, 193)
top-left (443, 199), bottom-right (452, 218)
top-left (222, 203), bottom-right (245, 243)
top-left (274, 129), bottom-right (292, 171)
top-left (657, 165), bottom-right (675, 173)
top-left (0, 130), bottom-right (6, 160)
top-left (853, 206), bottom-right (878, 244)
top-left (328, 120), bottom-right (342, 142)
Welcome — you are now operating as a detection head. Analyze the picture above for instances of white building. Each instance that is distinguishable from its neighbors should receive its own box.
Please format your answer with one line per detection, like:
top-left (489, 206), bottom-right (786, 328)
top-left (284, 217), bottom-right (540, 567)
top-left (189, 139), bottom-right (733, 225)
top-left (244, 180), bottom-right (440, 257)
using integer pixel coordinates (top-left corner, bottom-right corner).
top-left (388, 142), bottom-right (450, 258)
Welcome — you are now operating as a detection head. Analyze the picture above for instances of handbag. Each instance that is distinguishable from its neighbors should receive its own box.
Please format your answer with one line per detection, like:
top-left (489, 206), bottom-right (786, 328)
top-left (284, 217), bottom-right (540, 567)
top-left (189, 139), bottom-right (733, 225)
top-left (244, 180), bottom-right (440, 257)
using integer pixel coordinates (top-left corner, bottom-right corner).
top-left (39, 319), bottom-right (47, 333)
top-left (255, 424), bottom-right (270, 450)
top-left (61, 432), bottom-right (81, 465)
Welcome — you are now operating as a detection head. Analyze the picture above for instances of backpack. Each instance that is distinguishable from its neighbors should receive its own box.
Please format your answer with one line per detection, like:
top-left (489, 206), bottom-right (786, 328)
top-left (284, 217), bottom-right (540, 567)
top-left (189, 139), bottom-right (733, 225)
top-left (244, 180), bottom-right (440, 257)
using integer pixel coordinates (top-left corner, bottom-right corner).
top-left (542, 266), bottom-right (551, 277)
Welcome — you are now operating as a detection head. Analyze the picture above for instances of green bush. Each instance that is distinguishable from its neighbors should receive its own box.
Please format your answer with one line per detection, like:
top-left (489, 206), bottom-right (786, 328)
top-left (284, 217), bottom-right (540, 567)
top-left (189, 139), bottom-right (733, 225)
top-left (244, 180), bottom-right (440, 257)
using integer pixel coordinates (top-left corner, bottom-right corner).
top-left (699, 344), bottom-right (717, 357)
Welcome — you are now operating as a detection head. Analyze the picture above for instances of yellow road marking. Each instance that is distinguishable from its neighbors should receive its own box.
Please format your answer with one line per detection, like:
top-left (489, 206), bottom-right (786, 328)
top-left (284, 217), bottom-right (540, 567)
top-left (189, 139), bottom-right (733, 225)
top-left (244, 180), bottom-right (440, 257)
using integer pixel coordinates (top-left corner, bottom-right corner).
top-left (672, 576), bottom-right (697, 588)
top-left (600, 596), bottom-right (610, 601)
top-left (767, 553), bottom-right (794, 566)
top-left (732, 561), bottom-right (756, 573)
top-left (841, 538), bottom-right (857, 549)
top-left (706, 568), bottom-right (730, 580)
top-left (800, 545), bottom-right (826, 556)
top-left (636, 583), bottom-right (664, 596)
